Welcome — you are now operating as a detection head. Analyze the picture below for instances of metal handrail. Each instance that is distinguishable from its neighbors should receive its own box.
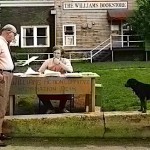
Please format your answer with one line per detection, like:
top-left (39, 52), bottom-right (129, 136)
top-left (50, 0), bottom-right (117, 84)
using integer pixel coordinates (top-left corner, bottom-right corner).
top-left (111, 35), bottom-right (144, 47)
top-left (92, 41), bottom-right (111, 57)
top-left (91, 37), bottom-right (110, 52)
top-left (15, 35), bottom-right (144, 64)
top-left (90, 35), bottom-right (144, 62)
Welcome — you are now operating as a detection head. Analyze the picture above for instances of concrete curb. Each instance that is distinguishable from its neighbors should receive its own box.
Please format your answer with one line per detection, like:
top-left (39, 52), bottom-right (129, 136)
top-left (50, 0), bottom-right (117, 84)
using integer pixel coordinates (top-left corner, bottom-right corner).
top-left (104, 111), bottom-right (150, 138)
top-left (3, 109), bottom-right (150, 138)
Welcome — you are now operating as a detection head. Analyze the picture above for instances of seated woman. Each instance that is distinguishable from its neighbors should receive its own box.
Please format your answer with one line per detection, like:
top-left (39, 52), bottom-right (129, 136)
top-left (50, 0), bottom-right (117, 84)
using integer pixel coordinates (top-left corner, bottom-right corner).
top-left (37, 45), bottom-right (73, 114)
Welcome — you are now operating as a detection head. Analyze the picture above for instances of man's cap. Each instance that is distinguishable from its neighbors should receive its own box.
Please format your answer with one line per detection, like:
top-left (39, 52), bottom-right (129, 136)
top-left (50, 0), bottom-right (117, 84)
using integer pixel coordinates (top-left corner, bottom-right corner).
top-left (2, 24), bottom-right (17, 34)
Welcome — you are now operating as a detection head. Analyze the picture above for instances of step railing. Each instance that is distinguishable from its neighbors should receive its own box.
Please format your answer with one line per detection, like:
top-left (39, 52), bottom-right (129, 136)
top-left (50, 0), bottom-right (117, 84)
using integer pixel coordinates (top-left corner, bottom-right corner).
top-left (91, 37), bottom-right (111, 63)
top-left (111, 34), bottom-right (144, 47)
top-left (90, 35), bottom-right (144, 62)
top-left (15, 35), bottom-right (144, 65)
top-left (66, 37), bottom-right (112, 63)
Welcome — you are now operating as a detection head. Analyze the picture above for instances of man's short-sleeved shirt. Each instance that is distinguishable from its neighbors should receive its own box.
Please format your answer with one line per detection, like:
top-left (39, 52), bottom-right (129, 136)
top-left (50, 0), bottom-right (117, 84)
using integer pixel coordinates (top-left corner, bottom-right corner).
top-left (0, 36), bottom-right (14, 70)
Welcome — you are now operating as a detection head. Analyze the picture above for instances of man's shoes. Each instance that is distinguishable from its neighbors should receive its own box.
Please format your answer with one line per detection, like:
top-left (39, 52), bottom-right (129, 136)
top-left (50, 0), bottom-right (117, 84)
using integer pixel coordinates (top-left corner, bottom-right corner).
top-left (0, 133), bottom-right (11, 140)
top-left (46, 109), bottom-right (55, 114)
top-left (60, 108), bottom-right (70, 113)
top-left (0, 140), bottom-right (7, 147)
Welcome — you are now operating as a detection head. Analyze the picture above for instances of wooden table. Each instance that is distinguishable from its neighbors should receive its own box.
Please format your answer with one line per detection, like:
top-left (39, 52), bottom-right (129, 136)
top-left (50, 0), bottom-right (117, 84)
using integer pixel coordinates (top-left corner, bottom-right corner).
top-left (9, 74), bottom-right (99, 115)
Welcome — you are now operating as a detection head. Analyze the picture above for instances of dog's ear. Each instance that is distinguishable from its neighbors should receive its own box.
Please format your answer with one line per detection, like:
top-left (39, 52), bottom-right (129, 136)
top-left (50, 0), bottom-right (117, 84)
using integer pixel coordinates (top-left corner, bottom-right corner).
top-left (129, 78), bottom-right (138, 86)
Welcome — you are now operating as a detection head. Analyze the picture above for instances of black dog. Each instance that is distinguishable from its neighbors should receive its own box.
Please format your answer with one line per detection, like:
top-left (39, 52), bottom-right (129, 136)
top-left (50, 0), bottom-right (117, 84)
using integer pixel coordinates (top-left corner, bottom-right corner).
top-left (125, 78), bottom-right (150, 113)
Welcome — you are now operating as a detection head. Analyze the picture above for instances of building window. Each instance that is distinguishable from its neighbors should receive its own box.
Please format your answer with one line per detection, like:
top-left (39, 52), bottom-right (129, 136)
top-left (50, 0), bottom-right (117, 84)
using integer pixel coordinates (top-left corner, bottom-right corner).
top-left (63, 25), bottom-right (76, 46)
top-left (111, 25), bottom-right (120, 35)
top-left (21, 25), bottom-right (50, 48)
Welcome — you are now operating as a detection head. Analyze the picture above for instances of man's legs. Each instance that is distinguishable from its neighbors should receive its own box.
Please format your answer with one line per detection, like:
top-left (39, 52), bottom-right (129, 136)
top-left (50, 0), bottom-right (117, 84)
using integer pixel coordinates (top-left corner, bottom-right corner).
top-left (59, 94), bottom-right (72, 113)
top-left (0, 72), bottom-right (13, 146)
top-left (38, 95), bottom-right (55, 114)
top-left (38, 94), bottom-right (71, 113)
top-left (59, 99), bottom-right (67, 110)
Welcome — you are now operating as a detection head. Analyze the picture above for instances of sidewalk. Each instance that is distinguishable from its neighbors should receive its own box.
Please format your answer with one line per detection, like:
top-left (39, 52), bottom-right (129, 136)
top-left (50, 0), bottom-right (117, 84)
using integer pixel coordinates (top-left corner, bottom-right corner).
top-left (1, 137), bottom-right (150, 150)
top-left (2, 145), bottom-right (150, 150)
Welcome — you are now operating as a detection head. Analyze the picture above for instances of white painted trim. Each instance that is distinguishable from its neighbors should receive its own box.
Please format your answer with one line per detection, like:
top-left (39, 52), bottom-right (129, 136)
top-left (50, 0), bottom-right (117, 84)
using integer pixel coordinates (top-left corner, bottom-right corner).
top-left (21, 25), bottom-right (50, 48)
top-left (63, 24), bottom-right (76, 46)
top-left (0, 1), bottom-right (54, 7)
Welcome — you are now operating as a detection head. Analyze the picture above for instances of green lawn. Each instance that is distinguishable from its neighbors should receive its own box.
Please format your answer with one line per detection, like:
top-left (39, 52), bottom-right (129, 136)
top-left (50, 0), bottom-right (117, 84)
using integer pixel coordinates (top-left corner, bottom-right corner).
top-left (71, 61), bottom-right (150, 111)
top-left (15, 61), bottom-right (150, 112)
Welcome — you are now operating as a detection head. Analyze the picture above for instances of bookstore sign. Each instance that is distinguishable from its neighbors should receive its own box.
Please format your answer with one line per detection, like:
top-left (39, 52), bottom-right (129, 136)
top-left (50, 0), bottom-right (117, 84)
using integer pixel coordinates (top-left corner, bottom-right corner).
top-left (63, 1), bottom-right (127, 10)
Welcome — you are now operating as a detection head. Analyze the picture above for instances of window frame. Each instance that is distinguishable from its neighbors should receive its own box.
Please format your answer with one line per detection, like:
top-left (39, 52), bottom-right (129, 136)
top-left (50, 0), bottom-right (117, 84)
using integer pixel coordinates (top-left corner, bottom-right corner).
top-left (63, 24), bottom-right (76, 46)
top-left (21, 25), bottom-right (50, 48)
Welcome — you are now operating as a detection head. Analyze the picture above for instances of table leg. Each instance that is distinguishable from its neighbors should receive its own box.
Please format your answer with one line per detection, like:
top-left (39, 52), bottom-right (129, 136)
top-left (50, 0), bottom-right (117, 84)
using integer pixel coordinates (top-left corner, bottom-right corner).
top-left (85, 94), bottom-right (89, 112)
top-left (9, 95), bottom-right (15, 116)
top-left (89, 78), bottom-right (95, 112)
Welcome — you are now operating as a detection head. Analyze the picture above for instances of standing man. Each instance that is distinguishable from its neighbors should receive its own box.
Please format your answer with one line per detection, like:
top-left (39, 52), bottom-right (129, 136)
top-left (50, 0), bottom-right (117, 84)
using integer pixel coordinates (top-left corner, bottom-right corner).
top-left (0, 24), bottom-right (17, 147)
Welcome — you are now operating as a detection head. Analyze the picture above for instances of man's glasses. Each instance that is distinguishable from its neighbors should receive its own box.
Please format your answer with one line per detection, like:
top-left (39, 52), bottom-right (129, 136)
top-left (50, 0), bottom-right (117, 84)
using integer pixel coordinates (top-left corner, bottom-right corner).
top-left (11, 31), bottom-right (17, 36)
top-left (7, 30), bottom-right (17, 36)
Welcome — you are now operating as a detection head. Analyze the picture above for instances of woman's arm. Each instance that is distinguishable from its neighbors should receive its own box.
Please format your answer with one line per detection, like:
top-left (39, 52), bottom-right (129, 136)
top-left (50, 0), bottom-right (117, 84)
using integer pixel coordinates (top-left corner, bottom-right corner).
top-left (38, 59), bottom-right (50, 73)
top-left (59, 58), bottom-right (73, 73)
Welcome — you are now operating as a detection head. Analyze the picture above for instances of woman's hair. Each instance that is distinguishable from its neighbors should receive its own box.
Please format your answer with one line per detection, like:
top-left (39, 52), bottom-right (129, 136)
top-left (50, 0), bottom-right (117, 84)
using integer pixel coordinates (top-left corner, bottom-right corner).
top-left (52, 45), bottom-right (64, 55)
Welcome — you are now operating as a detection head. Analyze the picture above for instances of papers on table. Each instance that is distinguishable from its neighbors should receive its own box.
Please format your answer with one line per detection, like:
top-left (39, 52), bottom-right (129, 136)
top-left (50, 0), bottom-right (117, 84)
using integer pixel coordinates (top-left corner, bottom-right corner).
top-left (64, 72), bottom-right (99, 77)
top-left (64, 73), bottom-right (83, 77)
top-left (44, 69), bottom-right (61, 77)
top-left (13, 67), bottom-right (39, 77)
top-left (25, 67), bottom-right (39, 75)
top-left (13, 73), bottom-right (24, 77)
top-left (18, 56), bottom-right (39, 66)
top-left (13, 70), bottom-right (99, 78)
top-left (80, 72), bottom-right (99, 76)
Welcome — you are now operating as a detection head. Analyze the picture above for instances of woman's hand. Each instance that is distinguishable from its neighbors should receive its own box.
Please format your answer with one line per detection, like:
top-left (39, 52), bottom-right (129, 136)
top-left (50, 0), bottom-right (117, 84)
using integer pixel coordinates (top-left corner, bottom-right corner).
top-left (53, 58), bottom-right (60, 65)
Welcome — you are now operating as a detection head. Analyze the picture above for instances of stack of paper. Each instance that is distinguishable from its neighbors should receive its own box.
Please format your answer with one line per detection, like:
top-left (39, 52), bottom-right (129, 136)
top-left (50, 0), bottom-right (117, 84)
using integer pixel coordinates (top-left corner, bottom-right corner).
top-left (25, 67), bottom-right (39, 75)
top-left (81, 72), bottom-right (99, 77)
top-left (13, 73), bottom-right (24, 77)
top-left (81, 72), bottom-right (95, 76)
top-left (44, 70), bottom-right (61, 77)
top-left (64, 73), bottom-right (83, 77)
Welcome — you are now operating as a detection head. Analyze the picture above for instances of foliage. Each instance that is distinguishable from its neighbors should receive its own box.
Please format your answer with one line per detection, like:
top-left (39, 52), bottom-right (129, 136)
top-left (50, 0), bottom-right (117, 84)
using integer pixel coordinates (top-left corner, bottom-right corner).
top-left (129, 0), bottom-right (150, 40)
